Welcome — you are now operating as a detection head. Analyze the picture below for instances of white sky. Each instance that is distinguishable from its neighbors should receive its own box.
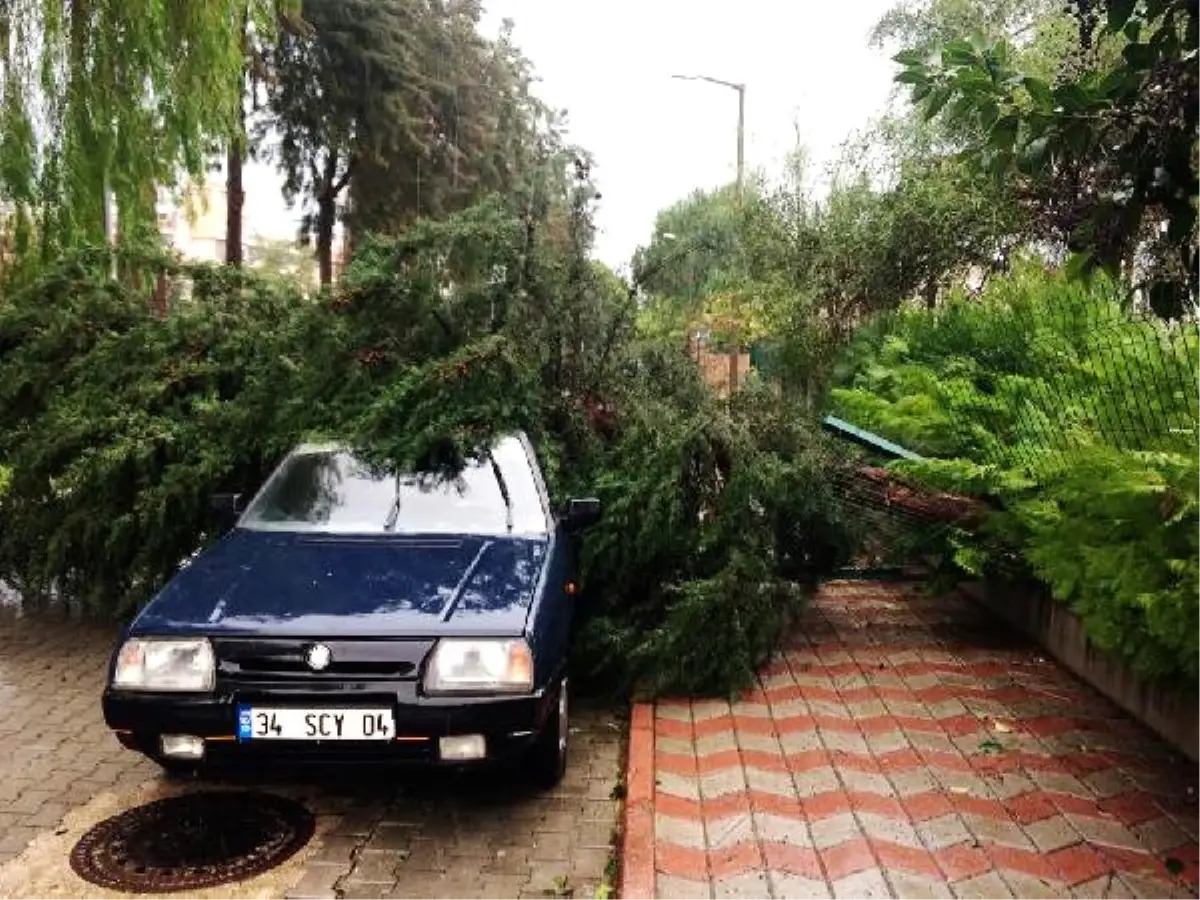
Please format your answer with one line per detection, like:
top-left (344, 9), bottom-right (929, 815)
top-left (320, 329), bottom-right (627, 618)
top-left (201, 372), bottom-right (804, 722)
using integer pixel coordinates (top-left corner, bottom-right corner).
top-left (242, 0), bottom-right (900, 273)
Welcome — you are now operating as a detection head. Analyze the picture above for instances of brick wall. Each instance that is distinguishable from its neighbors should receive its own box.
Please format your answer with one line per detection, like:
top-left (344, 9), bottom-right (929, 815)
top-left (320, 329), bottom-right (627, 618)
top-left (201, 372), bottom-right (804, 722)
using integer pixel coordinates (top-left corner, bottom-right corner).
top-left (693, 346), bottom-right (751, 397)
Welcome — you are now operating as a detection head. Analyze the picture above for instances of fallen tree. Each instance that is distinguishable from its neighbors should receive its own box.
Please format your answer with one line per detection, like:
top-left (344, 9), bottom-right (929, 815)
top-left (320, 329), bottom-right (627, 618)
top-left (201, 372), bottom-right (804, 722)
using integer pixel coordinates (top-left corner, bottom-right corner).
top-left (0, 172), bottom-right (858, 697)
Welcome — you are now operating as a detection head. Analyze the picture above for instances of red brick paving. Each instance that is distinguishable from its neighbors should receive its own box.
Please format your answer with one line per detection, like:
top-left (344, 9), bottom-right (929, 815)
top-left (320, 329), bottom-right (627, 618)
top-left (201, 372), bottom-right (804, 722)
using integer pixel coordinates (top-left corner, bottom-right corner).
top-left (621, 580), bottom-right (1199, 899)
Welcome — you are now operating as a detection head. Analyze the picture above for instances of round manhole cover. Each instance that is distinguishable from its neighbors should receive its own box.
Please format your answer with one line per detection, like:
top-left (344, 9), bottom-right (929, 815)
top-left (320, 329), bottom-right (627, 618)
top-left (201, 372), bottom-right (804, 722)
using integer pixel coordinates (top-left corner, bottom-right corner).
top-left (69, 791), bottom-right (316, 893)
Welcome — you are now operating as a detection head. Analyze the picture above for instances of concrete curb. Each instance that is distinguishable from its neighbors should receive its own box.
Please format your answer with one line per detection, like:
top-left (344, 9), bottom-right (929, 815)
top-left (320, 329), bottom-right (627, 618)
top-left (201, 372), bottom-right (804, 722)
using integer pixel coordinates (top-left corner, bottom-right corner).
top-left (620, 703), bottom-right (655, 899)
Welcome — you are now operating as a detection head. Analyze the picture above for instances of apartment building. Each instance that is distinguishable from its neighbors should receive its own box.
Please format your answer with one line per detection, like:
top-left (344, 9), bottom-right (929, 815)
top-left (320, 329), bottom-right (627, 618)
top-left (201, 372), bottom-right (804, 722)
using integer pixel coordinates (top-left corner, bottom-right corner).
top-left (155, 181), bottom-right (346, 287)
top-left (156, 182), bottom-right (235, 263)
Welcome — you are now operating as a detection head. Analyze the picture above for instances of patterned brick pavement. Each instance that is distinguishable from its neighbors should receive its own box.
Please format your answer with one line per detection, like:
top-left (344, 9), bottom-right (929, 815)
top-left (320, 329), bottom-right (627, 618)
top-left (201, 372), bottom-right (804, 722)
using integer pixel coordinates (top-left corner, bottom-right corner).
top-left (621, 580), bottom-right (1199, 899)
top-left (0, 609), bottom-right (624, 899)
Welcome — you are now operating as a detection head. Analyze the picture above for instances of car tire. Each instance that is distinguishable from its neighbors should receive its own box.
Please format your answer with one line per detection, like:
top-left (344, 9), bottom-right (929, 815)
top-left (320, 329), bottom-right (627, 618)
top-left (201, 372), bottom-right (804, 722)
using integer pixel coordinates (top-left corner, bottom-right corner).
top-left (526, 676), bottom-right (569, 789)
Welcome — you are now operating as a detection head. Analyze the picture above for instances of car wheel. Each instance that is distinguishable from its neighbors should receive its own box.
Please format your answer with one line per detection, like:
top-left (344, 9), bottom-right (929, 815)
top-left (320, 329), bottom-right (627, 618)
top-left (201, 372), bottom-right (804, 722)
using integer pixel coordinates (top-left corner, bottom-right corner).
top-left (527, 676), bottom-right (569, 789)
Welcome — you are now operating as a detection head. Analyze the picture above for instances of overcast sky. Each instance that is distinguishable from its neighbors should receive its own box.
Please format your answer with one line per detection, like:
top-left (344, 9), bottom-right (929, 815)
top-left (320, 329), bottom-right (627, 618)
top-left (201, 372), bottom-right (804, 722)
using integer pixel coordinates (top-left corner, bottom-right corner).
top-left (243, 0), bottom-right (900, 272)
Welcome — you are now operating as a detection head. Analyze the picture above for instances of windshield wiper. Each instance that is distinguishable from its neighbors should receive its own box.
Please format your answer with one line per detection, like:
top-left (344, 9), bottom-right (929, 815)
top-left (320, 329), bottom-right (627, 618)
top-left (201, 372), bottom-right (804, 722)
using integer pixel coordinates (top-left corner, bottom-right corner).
top-left (487, 451), bottom-right (514, 533)
top-left (383, 475), bottom-right (402, 532)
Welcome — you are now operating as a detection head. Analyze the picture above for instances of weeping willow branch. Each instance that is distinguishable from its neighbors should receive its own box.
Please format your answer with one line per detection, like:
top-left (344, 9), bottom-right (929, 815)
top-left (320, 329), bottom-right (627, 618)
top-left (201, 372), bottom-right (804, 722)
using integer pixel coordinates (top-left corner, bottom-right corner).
top-left (0, 0), bottom-right (293, 259)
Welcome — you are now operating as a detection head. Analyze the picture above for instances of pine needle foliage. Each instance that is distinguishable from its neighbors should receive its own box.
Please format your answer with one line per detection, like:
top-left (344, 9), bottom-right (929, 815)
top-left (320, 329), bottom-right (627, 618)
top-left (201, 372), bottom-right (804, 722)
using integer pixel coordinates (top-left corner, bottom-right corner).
top-left (0, 180), bottom-right (856, 697)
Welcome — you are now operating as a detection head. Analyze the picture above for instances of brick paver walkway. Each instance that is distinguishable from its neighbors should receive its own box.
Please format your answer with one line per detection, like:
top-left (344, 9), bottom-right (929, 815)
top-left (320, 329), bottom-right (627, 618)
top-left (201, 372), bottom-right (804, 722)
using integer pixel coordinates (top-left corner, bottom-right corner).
top-left (278, 719), bottom-right (622, 899)
top-left (0, 610), bottom-right (623, 899)
top-left (0, 612), bottom-right (157, 865)
top-left (621, 580), bottom-right (1199, 899)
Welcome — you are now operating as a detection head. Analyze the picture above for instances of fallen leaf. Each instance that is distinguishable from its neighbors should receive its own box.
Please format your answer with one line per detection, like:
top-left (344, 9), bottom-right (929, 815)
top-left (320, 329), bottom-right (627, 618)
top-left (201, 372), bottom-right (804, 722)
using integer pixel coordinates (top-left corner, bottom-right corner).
top-left (991, 721), bottom-right (1013, 733)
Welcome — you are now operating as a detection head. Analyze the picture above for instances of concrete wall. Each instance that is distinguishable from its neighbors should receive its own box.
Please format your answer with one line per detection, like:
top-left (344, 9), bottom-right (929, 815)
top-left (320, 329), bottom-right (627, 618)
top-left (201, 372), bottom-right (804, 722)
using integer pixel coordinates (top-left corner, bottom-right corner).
top-left (959, 580), bottom-right (1198, 762)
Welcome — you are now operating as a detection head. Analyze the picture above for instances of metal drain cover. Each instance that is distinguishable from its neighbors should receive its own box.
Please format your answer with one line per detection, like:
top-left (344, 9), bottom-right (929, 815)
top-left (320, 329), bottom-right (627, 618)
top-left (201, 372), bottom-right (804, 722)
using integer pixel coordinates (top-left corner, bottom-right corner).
top-left (69, 791), bottom-right (315, 893)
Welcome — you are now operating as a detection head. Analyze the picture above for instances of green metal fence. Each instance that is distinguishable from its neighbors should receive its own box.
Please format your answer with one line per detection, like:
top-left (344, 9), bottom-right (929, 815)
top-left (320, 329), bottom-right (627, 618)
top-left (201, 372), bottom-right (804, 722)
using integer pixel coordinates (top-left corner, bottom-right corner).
top-left (826, 289), bottom-right (1200, 481)
top-left (811, 282), bottom-right (1199, 571)
top-left (818, 414), bottom-right (992, 575)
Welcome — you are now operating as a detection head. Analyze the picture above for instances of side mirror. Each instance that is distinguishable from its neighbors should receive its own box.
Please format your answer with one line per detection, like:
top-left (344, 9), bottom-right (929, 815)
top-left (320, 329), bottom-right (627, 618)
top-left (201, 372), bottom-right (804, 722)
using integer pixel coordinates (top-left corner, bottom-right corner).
top-left (210, 492), bottom-right (245, 527)
top-left (562, 497), bottom-right (602, 532)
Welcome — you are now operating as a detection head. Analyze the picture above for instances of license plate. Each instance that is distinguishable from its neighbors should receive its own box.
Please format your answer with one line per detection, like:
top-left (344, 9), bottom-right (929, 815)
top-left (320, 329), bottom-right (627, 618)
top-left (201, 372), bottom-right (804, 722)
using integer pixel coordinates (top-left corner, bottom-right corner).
top-left (237, 706), bottom-right (395, 741)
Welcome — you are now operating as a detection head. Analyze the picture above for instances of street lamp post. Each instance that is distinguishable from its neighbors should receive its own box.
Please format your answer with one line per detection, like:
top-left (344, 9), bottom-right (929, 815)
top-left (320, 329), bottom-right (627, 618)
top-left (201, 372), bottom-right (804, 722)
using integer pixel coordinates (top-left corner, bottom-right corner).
top-left (671, 73), bottom-right (746, 396)
top-left (671, 74), bottom-right (745, 198)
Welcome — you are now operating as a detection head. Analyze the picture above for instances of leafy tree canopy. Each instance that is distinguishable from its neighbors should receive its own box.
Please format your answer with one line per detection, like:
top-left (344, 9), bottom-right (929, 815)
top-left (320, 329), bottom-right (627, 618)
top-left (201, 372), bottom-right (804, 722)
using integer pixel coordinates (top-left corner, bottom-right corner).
top-left (892, 0), bottom-right (1198, 315)
top-left (262, 0), bottom-right (556, 286)
top-left (631, 183), bottom-right (750, 312)
top-left (348, 14), bottom-right (558, 238)
top-left (264, 0), bottom-right (422, 284)
top-left (872, 0), bottom-right (1079, 79)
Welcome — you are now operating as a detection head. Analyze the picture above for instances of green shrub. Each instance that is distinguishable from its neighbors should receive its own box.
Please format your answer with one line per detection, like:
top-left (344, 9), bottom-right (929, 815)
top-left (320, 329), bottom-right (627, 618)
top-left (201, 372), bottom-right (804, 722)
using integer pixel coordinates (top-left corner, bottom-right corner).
top-left (833, 261), bottom-right (1197, 467)
top-left (1016, 449), bottom-right (1199, 682)
top-left (835, 260), bottom-right (1200, 685)
top-left (896, 450), bottom-right (1199, 684)
top-left (0, 250), bottom-right (314, 615)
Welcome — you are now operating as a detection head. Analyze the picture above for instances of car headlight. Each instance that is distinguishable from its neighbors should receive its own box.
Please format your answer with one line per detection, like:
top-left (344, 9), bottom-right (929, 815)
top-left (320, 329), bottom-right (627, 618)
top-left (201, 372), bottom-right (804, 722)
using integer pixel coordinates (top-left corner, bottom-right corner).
top-left (111, 637), bottom-right (216, 692)
top-left (423, 638), bottom-right (534, 695)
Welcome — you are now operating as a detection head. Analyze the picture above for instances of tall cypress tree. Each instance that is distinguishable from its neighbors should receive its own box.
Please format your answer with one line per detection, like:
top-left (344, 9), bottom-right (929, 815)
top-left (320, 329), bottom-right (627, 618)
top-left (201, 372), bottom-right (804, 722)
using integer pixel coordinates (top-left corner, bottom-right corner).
top-left (265, 0), bottom-right (426, 285)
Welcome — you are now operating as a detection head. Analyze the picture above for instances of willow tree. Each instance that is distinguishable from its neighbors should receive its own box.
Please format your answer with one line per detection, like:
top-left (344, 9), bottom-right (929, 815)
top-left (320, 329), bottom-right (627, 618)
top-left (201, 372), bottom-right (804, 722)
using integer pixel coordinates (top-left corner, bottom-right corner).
top-left (0, 0), bottom-right (287, 262)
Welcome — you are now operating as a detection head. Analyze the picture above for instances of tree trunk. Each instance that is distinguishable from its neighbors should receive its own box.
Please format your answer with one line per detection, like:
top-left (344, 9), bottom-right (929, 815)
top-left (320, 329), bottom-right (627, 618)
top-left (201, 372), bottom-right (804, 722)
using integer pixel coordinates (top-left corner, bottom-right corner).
top-left (317, 192), bottom-right (336, 286)
top-left (226, 138), bottom-right (245, 266)
top-left (923, 278), bottom-right (938, 309)
top-left (225, 5), bottom-right (248, 267)
top-left (151, 269), bottom-right (170, 318)
top-left (315, 150), bottom-right (343, 286)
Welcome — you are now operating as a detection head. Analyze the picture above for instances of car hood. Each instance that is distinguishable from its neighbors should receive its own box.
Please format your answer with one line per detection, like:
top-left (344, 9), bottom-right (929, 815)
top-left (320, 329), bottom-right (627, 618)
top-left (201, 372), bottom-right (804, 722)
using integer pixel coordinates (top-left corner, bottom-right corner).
top-left (130, 529), bottom-right (548, 637)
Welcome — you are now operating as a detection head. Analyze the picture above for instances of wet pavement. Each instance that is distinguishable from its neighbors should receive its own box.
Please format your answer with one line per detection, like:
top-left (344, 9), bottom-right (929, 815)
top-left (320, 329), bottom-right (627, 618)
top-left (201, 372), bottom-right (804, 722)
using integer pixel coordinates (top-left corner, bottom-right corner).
top-left (0, 610), bottom-right (624, 899)
top-left (622, 580), bottom-right (1200, 899)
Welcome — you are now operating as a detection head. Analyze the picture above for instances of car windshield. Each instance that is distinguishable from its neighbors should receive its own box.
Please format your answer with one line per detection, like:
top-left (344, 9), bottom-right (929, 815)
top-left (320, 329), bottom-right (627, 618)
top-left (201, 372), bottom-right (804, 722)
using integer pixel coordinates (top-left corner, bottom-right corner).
top-left (239, 437), bottom-right (549, 535)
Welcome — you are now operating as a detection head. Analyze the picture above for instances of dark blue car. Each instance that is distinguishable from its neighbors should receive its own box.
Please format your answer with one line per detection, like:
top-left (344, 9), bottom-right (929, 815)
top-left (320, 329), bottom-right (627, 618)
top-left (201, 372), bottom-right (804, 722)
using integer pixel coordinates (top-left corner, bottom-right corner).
top-left (102, 433), bottom-right (601, 787)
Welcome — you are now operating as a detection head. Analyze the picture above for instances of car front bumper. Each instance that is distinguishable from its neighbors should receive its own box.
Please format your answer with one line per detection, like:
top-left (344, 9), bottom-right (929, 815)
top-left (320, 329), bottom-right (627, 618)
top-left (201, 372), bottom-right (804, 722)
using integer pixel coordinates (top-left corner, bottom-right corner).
top-left (102, 679), bottom-right (558, 767)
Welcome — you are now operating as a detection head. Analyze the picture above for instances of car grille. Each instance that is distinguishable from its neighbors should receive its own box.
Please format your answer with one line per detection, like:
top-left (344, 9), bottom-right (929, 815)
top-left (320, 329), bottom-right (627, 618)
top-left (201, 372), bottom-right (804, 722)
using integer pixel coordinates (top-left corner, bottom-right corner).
top-left (213, 638), bottom-right (435, 682)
